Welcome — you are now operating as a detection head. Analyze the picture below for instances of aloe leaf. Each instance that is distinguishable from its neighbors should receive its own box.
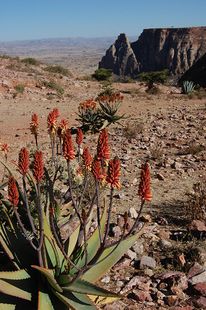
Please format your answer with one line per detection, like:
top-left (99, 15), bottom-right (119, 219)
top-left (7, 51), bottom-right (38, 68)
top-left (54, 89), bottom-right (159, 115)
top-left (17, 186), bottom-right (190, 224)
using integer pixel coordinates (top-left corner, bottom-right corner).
top-left (43, 214), bottom-right (65, 269)
top-left (63, 278), bottom-right (119, 298)
top-left (88, 294), bottom-right (119, 305)
top-left (73, 207), bottom-right (107, 271)
top-left (0, 279), bottom-right (31, 301)
top-left (0, 304), bottom-right (15, 310)
top-left (31, 266), bottom-right (63, 293)
top-left (38, 289), bottom-right (54, 310)
top-left (0, 270), bottom-right (30, 280)
top-left (65, 224), bottom-right (80, 258)
top-left (0, 227), bottom-right (16, 266)
top-left (53, 290), bottom-right (96, 310)
top-left (82, 230), bottom-right (144, 283)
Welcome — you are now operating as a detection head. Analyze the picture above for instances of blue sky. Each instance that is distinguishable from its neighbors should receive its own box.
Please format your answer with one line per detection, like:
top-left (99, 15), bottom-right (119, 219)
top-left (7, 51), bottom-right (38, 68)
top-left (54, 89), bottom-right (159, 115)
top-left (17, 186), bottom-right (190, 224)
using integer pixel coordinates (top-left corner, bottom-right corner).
top-left (0, 0), bottom-right (205, 41)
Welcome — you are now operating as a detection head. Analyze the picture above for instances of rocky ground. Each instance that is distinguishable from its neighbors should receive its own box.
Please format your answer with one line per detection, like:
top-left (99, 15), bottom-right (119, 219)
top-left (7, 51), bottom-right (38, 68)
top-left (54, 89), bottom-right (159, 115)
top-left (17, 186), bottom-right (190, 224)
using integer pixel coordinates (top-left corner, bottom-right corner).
top-left (1, 56), bottom-right (206, 309)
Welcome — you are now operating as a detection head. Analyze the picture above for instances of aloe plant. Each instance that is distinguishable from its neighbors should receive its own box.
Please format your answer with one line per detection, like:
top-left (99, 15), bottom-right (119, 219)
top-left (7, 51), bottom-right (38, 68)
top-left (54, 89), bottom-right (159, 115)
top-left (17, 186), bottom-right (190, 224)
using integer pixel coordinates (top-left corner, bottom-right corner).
top-left (0, 115), bottom-right (150, 309)
top-left (182, 80), bottom-right (195, 94)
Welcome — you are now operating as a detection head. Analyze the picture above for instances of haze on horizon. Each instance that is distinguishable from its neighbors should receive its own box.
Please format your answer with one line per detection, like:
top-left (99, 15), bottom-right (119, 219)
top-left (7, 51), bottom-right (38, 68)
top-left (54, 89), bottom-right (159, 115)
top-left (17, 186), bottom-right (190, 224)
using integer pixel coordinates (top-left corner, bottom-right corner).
top-left (0, 0), bottom-right (205, 42)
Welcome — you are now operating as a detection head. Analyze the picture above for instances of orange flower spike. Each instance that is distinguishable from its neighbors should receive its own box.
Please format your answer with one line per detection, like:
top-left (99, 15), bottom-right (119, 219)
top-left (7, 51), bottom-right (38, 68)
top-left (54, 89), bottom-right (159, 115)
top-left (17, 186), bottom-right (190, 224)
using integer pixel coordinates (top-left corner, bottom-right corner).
top-left (92, 158), bottom-right (104, 181)
top-left (57, 118), bottom-right (68, 137)
top-left (18, 147), bottom-right (30, 176)
top-left (8, 176), bottom-right (19, 207)
top-left (32, 151), bottom-right (44, 182)
top-left (63, 130), bottom-right (75, 161)
top-left (106, 157), bottom-right (121, 189)
top-left (76, 128), bottom-right (83, 146)
top-left (1, 143), bottom-right (9, 156)
top-left (30, 113), bottom-right (39, 135)
top-left (82, 147), bottom-right (92, 170)
top-left (138, 162), bottom-right (152, 202)
top-left (97, 129), bottom-right (110, 161)
top-left (47, 110), bottom-right (57, 135)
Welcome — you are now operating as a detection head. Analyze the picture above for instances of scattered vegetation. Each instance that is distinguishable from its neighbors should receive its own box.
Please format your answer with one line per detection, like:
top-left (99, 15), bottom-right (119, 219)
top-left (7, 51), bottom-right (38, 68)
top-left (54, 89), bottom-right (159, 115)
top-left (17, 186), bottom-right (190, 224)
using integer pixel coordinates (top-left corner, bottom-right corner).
top-left (14, 83), bottom-right (25, 94)
top-left (44, 65), bottom-right (71, 76)
top-left (0, 108), bottom-right (151, 309)
top-left (21, 57), bottom-right (39, 66)
top-left (42, 80), bottom-right (64, 97)
top-left (92, 68), bottom-right (112, 81)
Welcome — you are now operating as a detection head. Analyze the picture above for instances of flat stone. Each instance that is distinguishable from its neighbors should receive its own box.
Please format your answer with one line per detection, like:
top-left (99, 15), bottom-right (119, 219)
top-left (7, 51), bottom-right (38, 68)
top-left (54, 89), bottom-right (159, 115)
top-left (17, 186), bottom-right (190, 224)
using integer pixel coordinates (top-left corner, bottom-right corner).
top-left (194, 282), bottom-right (206, 296)
top-left (188, 262), bottom-right (205, 279)
top-left (132, 240), bottom-right (144, 256)
top-left (128, 207), bottom-right (138, 219)
top-left (132, 289), bottom-right (152, 302)
top-left (188, 220), bottom-right (206, 232)
top-left (140, 256), bottom-right (157, 270)
top-left (125, 249), bottom-right (137, 261)
top-left (194, 296), bottom-right (206, 308)
top-left (190, 271), bottom-right (206, 285)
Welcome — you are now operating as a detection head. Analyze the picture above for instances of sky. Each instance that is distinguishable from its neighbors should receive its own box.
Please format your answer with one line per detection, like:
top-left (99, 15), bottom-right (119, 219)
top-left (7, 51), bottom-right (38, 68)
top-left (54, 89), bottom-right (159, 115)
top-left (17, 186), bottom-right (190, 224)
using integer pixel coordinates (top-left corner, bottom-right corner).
top-left (0, 0), bottom-right (205, 41)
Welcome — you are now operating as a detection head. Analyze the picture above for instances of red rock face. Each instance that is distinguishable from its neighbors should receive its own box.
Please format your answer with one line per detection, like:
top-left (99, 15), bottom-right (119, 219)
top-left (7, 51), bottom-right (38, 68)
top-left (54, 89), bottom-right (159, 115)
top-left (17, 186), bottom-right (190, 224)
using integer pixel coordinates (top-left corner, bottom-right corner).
top-left (99, 27), bottom-right (206, 77)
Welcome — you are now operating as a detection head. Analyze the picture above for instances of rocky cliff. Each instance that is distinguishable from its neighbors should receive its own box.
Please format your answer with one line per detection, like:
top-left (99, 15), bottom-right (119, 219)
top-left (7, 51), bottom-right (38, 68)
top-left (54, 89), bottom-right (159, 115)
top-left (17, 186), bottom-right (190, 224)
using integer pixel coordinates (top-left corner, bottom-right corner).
top-left (179, 52), bottom-right (206, 87)
top-left (99, 27), bottom-right (206, 77)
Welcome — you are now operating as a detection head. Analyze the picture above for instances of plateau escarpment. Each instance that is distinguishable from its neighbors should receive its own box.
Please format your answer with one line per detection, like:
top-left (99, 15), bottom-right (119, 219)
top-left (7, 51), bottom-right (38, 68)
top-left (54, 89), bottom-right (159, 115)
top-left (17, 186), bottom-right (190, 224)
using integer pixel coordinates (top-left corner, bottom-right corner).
top-left (99, 27), bottom-right (206, 77)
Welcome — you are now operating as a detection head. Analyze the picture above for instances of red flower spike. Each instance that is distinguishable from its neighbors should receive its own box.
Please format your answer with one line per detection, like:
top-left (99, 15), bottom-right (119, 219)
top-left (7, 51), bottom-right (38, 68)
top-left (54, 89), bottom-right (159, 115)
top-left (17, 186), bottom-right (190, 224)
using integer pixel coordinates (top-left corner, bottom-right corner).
top-left (8, 176), bottom-right (19, 207)
top-left (92, 158), bottom-right (105, 181)
top-left (32, 151), bottom-right (44, 182)
top-left (63, 130), bottom-right (75, 161)
top-left (106, 157), bottom-right (121, 189)
top-left (30, 113), bottom-right (39, 135)
top-left (97, 129), bottom-right (110, 161)
top-left (76, 128), bottom-right (83, 146)
top-left (18, 147), bottom-right (29, 176)
top-left (82, 147), bottom-right (92, 170)
top-left (138, 162), bottom-right (152, 202)
top-left (52, 108), bottom-right (60, 118)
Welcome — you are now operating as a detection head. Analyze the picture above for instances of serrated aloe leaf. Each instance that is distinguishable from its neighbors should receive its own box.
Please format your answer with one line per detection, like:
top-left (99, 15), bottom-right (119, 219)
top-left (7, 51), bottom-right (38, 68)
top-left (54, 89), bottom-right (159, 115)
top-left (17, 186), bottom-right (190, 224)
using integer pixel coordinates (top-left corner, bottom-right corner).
top-left (0, 279), bottom-right (31, 301)
top-left (53, 290), bottom-right (96, 310)
top-left (82, 230), bottom-right (144, 283)
top-left (31, 266), bottom-right (63, 293)
top-left (73, 207), bottom-right (107, 271)
top-left (0, 304), bottom-right (15, 310)
top-left (38, 289), bottom-right (54, 310)
top-left (63, 278), bottom-right (119, 298)
top-left (0, 270), bottom-right (30, 280)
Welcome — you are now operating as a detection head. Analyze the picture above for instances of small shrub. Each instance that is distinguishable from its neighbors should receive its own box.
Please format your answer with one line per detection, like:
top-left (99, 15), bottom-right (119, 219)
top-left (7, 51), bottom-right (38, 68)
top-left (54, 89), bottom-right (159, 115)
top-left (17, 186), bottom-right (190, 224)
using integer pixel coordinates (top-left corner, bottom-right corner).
top-left (123, 121), bottom-right (144, 140)
top-left (186, 182), bottom-right (206, 222)
top-left (21, 57), bottom-right (39, 65)
top-left (150, 145), bottom-right (164, 161)
top-left (92, 68), bottom-right (112, 81)
top-left (138, 69), bottom-right (169, 89)
top-left (14, 83), bottom-right (25, 94)
top-left (43, 80), bottom-right (64, 96)
top-left (44, 65), bottom-right (71, 76)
